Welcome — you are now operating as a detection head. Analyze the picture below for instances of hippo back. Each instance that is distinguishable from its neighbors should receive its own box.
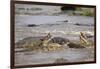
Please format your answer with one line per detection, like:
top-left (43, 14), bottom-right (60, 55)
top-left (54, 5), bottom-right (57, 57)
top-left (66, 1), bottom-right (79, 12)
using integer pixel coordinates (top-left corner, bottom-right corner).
top-left (49, 37), bottom-right (70, 45)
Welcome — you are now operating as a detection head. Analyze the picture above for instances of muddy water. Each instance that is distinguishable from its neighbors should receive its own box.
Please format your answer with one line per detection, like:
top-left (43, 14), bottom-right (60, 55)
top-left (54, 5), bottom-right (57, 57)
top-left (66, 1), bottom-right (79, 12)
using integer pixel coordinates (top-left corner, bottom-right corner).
top-left (15, 4), bottom-right (95, 66)
top-left (15, 48), bottom-right (94, 66)
top-left (15, 15), bottom-right (94, 42)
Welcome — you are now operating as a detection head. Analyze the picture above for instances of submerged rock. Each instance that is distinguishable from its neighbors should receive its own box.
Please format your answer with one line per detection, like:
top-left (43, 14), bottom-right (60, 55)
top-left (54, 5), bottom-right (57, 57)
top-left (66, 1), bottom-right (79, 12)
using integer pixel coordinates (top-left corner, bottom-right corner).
top-left (58, 20), bottom-right (68, 22)
top-left (27, 24), bottom-right (38, 27)
top-left (74, 23), bottom-right (94, 26)
top-left (63, 20), bottom-right (68, 22)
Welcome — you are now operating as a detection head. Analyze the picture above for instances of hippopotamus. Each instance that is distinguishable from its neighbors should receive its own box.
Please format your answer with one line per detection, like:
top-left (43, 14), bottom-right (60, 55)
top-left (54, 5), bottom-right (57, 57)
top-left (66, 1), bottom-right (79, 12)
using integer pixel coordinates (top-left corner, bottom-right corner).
top-left (49, 37), bottom-right (70, 45)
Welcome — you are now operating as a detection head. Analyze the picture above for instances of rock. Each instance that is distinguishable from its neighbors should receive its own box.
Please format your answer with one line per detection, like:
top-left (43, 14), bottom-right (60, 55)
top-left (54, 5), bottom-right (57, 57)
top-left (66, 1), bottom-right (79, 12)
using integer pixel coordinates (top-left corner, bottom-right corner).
top-left (63, 20), bottom-right (68, 22)
top-left (27, 24), bottom-right (38, 27)
top-left (74, 23), bottom-right (94, 26)
top-left (68, 42), bottom-right (85, 48)
top-left (58, 20), bottom-right (68, 22)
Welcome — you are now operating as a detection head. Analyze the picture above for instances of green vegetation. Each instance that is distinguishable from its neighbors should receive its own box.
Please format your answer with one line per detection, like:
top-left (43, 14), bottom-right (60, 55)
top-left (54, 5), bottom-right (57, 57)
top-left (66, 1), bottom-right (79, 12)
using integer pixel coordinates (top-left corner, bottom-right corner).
top-left (61, 6), bottom-right (94, 16)
top-left (61, 6), bottom-right (76, 11)
top-left (81, 10), bottom-right (94, 16)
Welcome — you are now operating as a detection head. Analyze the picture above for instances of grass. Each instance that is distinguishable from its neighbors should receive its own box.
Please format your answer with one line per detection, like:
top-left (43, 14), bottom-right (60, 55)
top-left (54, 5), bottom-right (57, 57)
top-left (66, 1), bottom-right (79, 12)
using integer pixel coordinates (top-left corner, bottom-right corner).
top-left (80, 10), bottom-right (94, 16)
